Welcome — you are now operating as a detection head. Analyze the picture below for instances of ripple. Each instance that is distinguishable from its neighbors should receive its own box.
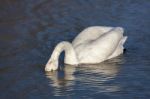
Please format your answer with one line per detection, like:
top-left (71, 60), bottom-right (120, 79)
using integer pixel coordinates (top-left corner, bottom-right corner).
top-left (1, 0), bottom-right (150, 99)
top-left (45, 57), bottom-right (123, 96)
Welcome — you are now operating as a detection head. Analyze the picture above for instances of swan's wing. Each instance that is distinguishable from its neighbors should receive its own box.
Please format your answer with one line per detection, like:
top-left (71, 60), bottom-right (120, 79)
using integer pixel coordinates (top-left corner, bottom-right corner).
top-left (72, 26), bottom-right (113, 47)
top-left (76, 27), bottom-right (124, 64)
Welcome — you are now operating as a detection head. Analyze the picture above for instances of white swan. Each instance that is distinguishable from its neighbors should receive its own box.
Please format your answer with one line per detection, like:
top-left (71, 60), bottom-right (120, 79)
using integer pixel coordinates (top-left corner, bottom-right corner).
top-left (45, 26), bottom-right (127, 71)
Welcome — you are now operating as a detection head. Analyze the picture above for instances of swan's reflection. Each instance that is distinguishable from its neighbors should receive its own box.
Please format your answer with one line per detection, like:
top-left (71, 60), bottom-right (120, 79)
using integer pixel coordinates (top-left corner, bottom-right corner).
top-left (45, 65), bottom-right (76, 96)
top-left (46, 65), bottom-right (76, 87)
top-left (46, 56), bottom-right (124, 96)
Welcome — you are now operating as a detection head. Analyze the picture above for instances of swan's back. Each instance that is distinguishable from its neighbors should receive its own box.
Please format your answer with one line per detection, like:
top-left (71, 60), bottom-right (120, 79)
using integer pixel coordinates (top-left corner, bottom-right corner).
top-left (74, 27), bottom-right (127, 64)
top-left (72, 26), bottom-right (113, 47)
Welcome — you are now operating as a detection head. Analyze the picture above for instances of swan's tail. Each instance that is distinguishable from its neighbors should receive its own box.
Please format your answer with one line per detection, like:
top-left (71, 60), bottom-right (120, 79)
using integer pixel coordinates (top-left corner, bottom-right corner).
top-left (121, 36), bottom-right (128, 45)
top-left (107, 36), bottom-right (128, 59)
top-left (118, 36), bottom-right (128, 52)
top-left (122, 36), bottom-right (128, 53)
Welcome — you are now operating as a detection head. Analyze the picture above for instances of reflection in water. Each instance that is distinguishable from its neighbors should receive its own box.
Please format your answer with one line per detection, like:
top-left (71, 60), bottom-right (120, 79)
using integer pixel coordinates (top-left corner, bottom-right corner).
top-left (45, 65), bottom-right (76, 96)
top-left (46, 56), bottom-right (124, 96)
top-left (1, 0), bottom-right (150, 98)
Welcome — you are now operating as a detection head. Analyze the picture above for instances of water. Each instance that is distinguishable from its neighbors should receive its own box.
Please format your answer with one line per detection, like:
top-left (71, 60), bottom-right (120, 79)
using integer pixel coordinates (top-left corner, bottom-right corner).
top-left (0, 0), bottom-right (150, 99)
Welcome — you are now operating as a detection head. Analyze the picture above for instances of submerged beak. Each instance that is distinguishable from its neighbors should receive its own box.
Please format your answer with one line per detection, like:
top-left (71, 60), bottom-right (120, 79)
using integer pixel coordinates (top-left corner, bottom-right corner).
top-left (45, 61), bottom-right (58, 72)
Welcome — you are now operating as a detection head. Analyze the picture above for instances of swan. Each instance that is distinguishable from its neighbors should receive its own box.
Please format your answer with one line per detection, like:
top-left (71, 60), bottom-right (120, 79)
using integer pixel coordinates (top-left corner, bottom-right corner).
top-left (45, 26), bottom-right (127, 71)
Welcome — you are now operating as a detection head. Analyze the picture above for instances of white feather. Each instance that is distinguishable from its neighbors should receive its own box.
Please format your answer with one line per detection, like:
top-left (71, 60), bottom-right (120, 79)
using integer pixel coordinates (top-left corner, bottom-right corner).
top-left (45, 26), bottom-right (127, 71)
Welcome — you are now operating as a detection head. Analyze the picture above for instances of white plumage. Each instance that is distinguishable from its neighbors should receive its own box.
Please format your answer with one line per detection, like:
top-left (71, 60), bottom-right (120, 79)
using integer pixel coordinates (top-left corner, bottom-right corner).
top-left (45, 26), bottom-right (127, 71)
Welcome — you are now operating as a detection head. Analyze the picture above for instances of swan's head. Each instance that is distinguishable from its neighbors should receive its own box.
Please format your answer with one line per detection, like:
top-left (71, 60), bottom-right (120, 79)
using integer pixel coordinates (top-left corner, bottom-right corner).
top-left (45, 60), bottom-right (58, 71)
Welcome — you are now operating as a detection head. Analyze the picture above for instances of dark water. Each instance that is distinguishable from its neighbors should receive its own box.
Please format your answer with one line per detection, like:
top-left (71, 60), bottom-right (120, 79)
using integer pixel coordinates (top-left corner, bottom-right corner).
top-left (0, 0), bottom-right (150, 99)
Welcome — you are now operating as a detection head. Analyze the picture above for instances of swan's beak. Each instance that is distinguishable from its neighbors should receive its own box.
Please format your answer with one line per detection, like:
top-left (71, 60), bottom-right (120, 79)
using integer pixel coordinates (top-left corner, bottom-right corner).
top-left (45, 66), bottom-right (55, 72)
top-left (45, 61), bottom-right (58, 72)
top-left (45, 65), bottom-right (58, 72)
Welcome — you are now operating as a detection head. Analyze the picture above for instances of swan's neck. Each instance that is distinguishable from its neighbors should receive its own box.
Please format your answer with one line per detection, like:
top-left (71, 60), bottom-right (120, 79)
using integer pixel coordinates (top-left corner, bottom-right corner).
top-left (45, 41), bottom-right (78, 71)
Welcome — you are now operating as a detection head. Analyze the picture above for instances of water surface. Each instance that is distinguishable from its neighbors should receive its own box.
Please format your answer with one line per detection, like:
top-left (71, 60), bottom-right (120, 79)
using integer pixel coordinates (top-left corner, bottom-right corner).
top-left (0, 0), bottom-right (150, 99)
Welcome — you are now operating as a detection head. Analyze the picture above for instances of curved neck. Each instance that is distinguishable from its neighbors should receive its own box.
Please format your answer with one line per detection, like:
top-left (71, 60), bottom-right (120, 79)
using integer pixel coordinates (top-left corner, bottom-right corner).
top-left (46, 41), bottom-right (78, 70)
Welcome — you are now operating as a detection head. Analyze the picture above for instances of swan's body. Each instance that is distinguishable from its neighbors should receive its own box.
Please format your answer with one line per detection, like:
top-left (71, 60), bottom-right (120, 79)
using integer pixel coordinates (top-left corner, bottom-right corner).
top-left (45, 26), bottom-right (127, 71)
